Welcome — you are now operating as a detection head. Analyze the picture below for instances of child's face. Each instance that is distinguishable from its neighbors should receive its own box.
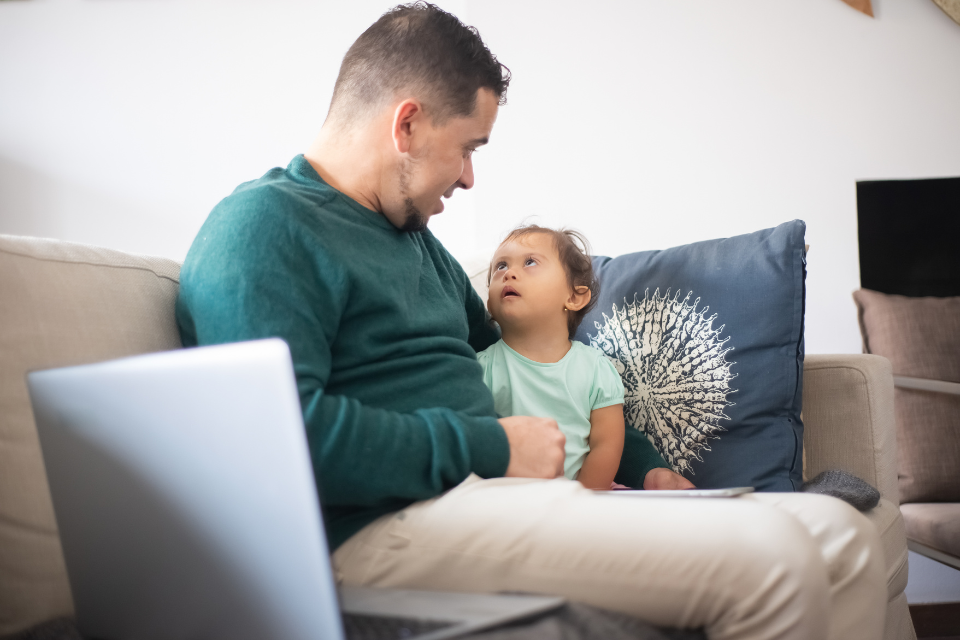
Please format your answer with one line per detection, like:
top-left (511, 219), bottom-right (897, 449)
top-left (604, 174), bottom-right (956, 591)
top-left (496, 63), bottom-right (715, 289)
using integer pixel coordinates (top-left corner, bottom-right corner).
top-left (487, 233), bottom-right (574, 332)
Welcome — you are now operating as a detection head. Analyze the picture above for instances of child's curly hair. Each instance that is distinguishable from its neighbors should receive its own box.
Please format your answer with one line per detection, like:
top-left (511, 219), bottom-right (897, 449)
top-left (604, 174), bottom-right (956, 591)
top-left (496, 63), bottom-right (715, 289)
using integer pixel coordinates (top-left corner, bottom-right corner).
top-left (489, 224), bottom-right (600, 339)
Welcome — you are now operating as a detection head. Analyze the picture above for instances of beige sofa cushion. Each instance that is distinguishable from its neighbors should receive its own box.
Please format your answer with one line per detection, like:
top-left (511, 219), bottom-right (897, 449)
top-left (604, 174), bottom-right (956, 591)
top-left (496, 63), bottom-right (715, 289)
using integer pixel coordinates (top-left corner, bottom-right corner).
top-left (853, 288), bottom-right (960, 503)
top-left (0, 235), bottom-right (182, 635)
top-left (900, 503), bottom-right (960, 559)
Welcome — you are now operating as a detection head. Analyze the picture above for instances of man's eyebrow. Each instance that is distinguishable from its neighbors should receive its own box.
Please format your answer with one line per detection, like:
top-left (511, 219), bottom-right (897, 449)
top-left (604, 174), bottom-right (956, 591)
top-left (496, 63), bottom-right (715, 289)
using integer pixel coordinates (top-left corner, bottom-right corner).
top-left (465, 137), bottom-right (489, 147)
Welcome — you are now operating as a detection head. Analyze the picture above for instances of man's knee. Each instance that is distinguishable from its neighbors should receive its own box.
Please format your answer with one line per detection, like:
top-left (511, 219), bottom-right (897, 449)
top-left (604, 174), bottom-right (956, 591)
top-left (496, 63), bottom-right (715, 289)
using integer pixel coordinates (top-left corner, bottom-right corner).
top-left (733, 503), bottom-right (825, 581)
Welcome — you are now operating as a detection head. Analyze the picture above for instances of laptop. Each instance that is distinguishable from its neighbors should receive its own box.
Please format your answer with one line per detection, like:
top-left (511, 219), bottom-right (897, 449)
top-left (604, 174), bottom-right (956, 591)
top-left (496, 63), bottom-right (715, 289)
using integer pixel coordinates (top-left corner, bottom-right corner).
top-left (27, 339), bottom-right (563, 640)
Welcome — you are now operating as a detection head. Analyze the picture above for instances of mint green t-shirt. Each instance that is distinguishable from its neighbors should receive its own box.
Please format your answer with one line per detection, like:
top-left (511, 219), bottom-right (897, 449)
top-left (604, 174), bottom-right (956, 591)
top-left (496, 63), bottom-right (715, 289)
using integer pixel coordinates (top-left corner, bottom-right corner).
top-left (477, 340), bottom-right (625, 479)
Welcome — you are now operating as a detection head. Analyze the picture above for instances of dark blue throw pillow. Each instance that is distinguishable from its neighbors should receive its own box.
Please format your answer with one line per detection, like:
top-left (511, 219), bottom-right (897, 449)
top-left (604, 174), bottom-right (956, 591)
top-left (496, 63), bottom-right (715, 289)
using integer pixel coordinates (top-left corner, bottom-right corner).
top-left (575, 221), bottom-right (806, 491)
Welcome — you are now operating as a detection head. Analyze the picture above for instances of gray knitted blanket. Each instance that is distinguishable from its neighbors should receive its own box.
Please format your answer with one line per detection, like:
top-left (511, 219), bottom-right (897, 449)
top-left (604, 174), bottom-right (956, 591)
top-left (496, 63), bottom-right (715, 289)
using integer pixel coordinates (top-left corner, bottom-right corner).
top-left (801, 469), bottom-right (881, 511)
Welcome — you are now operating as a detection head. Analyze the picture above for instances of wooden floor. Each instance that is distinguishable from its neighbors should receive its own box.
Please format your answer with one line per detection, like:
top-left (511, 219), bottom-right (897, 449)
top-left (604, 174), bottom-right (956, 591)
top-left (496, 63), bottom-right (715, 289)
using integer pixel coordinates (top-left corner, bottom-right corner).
top-left (911, 602), bottom-right (960, 639)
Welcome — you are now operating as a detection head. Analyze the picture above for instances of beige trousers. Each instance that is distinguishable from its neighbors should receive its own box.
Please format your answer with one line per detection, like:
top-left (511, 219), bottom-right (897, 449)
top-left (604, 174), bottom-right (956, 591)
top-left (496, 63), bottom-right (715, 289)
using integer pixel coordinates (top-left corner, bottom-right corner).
top-left (332, 476), bottom-right (886, 640)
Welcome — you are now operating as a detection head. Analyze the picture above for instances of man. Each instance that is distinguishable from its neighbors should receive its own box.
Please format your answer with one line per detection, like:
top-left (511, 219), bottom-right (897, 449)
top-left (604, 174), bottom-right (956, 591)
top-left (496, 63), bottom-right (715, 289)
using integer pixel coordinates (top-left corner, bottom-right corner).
top-left (176, 4), bottom-right (886, 639)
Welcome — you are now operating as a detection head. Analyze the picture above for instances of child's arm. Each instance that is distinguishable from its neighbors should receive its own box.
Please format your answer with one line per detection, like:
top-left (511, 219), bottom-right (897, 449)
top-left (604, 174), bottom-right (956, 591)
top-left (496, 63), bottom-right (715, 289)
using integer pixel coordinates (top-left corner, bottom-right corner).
top-left (576, 404), bottom-right (625, 489)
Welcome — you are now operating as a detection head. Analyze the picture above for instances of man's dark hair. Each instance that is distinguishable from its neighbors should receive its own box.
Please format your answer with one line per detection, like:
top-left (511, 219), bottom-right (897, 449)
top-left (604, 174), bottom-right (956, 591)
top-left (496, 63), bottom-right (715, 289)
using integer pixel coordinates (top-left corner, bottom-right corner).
top-left (329, 2), bottom-right (510, 125)
top-left (490, 225), bottom-right (600, 339)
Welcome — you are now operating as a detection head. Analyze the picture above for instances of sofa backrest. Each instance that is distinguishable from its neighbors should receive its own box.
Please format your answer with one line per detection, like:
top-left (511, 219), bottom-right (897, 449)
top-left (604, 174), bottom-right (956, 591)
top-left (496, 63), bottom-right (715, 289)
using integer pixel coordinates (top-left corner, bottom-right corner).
top-left (0, 235), bottom-right (183, 635)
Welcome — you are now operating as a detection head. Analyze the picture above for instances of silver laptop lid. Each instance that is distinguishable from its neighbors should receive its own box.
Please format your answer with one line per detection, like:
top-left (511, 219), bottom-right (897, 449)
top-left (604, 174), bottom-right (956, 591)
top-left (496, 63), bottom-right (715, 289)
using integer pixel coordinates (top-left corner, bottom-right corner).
top-left (28, 339), bottom-right (344, 640)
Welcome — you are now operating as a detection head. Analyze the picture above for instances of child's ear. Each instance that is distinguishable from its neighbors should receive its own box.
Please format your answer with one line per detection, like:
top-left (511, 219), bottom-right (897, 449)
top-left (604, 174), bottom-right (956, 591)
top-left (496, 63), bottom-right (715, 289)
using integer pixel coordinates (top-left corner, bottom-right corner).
top-left (565, 285), bottom-right (592, 312)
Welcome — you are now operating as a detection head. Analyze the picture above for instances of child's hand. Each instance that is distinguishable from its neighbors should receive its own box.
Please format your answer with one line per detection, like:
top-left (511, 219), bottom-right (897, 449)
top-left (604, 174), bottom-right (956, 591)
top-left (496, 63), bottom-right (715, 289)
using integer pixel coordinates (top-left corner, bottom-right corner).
top-left (643, 467), bottom-right (696, 490)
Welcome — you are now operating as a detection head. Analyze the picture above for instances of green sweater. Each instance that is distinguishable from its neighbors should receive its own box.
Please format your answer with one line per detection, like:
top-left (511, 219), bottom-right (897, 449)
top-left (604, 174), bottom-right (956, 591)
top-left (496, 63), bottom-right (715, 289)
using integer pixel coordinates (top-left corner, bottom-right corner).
top-left (176, 155), bottom-right (668, 550)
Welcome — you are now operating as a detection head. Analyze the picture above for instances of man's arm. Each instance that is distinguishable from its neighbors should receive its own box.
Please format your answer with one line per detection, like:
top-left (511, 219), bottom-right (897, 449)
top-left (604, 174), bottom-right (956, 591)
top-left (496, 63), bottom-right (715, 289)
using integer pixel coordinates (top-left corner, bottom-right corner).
top-left (176, 212), bottom-right (507, 511)
top-left (499, 416), bottom-right (565, 478)
top-left (462, 268), bottom-right (500, 353)
top-left (177, 205), bottom-right (562, 511)
top-left (614, 427), bottom-right (694, 489)
top-left (577, 404), bottom-right (625, 489)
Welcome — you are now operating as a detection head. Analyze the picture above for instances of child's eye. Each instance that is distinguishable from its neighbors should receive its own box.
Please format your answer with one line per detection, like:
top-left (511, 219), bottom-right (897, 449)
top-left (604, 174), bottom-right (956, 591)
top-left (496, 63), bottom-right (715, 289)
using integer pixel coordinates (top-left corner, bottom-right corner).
top-left (494, 262), bottom-right (507, 271)
top-left (524, 258), bottom-right (537, 267)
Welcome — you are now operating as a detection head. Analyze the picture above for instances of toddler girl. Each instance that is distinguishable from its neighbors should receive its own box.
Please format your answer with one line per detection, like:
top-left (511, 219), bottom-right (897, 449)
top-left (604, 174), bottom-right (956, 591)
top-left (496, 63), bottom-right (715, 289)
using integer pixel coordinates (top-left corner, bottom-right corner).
top-left (477, 225), bottom-right (624, 489)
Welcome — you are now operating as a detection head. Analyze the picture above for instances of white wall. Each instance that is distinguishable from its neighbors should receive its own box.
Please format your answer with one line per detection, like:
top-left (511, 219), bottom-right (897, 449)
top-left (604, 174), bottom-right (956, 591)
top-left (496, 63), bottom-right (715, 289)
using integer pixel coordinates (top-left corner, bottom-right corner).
top-left (2, 0), bottom-right (959, 354)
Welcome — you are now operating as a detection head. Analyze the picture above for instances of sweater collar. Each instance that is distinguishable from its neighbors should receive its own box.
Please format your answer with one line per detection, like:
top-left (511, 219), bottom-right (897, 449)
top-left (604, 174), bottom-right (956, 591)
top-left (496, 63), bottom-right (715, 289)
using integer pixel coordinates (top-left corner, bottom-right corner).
top-left (287, 154), bottom-right (398, 232)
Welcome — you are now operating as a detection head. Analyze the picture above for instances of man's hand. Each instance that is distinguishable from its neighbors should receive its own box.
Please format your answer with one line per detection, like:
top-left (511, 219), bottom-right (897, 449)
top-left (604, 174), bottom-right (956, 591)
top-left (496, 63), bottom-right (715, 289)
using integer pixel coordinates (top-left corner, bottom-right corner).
top-left (643, 467), bottom-right (695, 490)
top-left (499, 416), bottom-right (566, 479)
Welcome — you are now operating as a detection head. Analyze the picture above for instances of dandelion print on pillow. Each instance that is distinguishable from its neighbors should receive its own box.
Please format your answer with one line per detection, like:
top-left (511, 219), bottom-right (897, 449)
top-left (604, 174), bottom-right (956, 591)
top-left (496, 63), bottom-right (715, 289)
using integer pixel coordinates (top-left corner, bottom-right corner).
top-left (589, 289), bottom-right (737, 475)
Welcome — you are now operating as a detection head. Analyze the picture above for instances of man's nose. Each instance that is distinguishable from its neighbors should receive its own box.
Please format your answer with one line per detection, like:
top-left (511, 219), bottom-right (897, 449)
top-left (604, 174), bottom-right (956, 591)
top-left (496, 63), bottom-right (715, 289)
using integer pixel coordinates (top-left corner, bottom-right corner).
top-left (457, 157), bottom-right (475, 190)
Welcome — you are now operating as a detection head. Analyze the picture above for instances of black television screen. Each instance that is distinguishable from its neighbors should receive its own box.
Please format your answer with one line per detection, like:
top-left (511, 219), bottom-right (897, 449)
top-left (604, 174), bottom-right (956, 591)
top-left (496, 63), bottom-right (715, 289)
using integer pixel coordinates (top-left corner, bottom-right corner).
top-left (857, 176), bottom-right (960, 297)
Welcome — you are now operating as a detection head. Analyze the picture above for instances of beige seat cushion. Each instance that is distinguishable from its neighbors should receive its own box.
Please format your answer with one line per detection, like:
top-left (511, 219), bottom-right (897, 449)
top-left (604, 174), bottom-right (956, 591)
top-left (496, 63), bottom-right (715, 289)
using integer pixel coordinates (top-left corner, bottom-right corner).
top-left (853, 288), bottom-right (960, 503)
top-left (0, 235), bottom-right (182, 635)
top-left (900, 503), bottom-right (960, 559)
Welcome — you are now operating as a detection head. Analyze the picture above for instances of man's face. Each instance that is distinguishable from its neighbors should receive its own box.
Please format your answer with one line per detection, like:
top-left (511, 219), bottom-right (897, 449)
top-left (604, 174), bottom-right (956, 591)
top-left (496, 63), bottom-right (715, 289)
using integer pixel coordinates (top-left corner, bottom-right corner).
top-left (386, 88), bottom-right (499, 232)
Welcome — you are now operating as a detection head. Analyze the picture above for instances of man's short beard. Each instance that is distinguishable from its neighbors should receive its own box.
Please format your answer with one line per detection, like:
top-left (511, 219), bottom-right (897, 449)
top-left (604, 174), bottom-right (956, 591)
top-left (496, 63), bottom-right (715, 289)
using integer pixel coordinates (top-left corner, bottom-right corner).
top-left (399, 198), bottom-right (428, 233)
top-left (396, 159), bottom-right (428, 233)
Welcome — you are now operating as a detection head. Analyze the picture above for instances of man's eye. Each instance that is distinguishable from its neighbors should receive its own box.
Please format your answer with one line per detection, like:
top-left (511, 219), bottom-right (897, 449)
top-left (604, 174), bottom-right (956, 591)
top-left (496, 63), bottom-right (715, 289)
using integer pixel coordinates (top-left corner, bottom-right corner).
top-left (464, 148), bottom-right (477, 158)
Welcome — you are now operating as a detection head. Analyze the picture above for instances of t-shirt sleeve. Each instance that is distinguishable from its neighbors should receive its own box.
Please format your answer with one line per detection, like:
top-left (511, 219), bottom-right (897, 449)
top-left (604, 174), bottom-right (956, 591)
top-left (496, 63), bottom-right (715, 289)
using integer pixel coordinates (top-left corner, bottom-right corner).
top-left (590, 354), bottom-right (626, 410)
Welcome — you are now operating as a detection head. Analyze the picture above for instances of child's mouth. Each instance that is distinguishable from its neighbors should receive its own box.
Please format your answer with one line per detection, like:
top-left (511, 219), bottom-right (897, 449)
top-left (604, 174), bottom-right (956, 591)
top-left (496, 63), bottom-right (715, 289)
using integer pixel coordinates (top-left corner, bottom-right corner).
top-left (502, 286), bottom-right (520, 299)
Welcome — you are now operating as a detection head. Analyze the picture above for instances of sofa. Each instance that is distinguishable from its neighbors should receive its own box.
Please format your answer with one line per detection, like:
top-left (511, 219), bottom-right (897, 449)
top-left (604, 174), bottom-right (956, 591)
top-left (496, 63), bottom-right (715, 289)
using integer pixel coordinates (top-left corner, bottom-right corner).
top-left (0, 234), bottom-right (916, 639)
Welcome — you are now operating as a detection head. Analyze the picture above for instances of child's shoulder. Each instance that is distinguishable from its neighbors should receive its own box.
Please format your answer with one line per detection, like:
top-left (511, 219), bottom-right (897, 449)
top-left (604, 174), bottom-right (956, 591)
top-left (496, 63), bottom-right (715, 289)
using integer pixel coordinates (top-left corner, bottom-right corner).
top-left (570, 341), bottom-right (623, 377)
top-left (476, 338), bottom-right (507, 363)
top-left (569, 340), bottom-right (609, 364)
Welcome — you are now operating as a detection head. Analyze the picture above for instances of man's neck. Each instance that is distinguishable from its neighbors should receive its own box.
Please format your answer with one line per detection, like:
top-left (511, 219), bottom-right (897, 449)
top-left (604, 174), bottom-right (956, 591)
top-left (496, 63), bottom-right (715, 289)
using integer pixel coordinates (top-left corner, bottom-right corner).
top-left (304, 121), bottom-right (384, 213)
top-left (501, 324), bottom-right (572, 364)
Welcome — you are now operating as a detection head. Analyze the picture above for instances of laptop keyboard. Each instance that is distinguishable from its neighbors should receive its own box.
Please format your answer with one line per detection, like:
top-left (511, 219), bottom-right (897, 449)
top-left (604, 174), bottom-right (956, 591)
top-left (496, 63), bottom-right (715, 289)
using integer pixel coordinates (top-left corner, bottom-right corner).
top-left (342, 612), bottom-right (457, 640)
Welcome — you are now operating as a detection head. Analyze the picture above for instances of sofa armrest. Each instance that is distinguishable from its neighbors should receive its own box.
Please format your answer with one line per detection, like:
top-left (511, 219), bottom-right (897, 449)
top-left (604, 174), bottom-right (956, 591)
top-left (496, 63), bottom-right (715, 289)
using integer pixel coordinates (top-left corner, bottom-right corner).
top-left (802, 354), bottom-right (899, 505)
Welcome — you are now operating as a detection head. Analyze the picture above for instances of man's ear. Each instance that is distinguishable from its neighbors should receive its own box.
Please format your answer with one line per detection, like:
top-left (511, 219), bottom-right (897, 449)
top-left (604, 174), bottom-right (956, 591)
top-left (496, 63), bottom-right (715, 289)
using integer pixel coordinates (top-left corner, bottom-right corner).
top-left (565, 286), bottom-right (591, 312)
top-left (392, 99), bottom-right (423, 155)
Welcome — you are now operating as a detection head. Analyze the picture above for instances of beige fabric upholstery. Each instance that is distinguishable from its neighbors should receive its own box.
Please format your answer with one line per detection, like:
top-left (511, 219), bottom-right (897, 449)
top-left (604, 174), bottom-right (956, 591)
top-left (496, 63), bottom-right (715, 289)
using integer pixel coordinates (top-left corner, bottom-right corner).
top-left (883, 592), bottom-right (915, 640)
top-left (864, 499), bottom-right (909, 601)
top-left (802, 354), bottom-right (900, 504)
top-left (0, 235), bottom-right (182, 635)
top-left (853, 288), bottom-right (960, 503)
top-left (801, 354), bottom-right (914, 640)
top-left (900, 503), bottom-right (960, 558)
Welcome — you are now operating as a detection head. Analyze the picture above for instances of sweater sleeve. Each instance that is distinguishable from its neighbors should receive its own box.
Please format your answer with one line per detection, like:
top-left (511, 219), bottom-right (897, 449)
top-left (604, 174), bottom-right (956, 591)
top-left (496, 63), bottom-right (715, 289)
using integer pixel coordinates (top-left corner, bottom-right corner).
top-left (614, 428), bottom-right (672, 489)
top-left (463, 269), bottom-right (500, 354)
top-left (176, 197), bottom-right (509, 512)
